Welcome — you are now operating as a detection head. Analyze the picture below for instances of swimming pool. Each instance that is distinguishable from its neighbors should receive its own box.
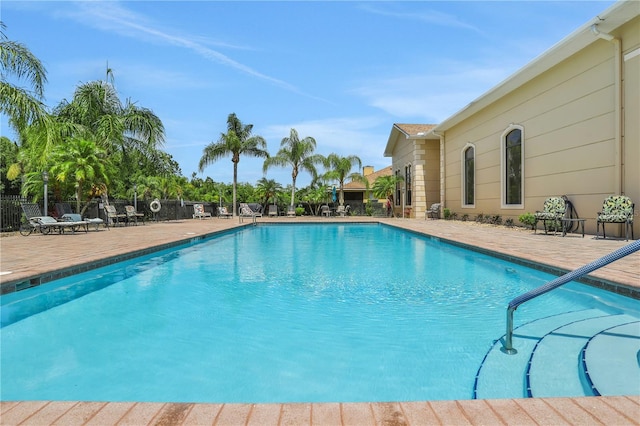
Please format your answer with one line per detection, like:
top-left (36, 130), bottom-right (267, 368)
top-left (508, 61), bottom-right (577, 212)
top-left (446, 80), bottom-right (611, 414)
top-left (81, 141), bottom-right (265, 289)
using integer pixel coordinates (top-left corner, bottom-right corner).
top-left (1, 223), bottom-right (638, 403)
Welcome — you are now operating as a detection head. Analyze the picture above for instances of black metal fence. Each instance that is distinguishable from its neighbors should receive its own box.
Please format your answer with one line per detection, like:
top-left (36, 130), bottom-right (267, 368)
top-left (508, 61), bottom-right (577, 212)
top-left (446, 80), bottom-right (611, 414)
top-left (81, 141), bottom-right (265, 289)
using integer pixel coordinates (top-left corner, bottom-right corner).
top-left (0, 196), bottom-right (219, 232)
top-left (1, 196), bottom-right (387, 232)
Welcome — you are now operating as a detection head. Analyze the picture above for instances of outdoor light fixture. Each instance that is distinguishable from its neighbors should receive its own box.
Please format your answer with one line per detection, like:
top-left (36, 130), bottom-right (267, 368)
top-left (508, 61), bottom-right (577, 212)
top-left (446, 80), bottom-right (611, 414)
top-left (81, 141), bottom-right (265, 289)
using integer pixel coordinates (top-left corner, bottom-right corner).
top-left (42, 171), bottom-right (49, 216)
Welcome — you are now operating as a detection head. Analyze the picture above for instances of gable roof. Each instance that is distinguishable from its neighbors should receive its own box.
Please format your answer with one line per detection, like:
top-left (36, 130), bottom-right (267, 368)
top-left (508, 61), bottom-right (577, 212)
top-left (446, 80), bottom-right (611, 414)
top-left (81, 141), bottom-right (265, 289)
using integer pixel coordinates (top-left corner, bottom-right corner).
top-left (384, 124), bottom-right (438, 157)
top-left (343, 165), bottom-right (392, 190)
top-left (394, 124), bottom-right (437, 137)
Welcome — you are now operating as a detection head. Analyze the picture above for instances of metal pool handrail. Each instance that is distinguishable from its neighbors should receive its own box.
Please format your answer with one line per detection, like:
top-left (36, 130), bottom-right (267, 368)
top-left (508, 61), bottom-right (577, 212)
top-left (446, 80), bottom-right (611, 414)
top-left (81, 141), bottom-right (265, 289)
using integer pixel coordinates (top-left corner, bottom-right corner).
top-left (502, 239), bottom-right (640, 354)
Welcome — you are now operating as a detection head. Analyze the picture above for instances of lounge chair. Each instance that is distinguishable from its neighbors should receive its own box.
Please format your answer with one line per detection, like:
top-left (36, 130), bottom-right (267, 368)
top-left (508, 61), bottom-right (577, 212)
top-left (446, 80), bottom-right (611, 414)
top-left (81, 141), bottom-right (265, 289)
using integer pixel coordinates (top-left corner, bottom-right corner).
top-left (320, 205), bottom-right (331, 217)
top-left (103, 204), bottom-right (128, 227)
top-left (238, 203), bottom-right (263, 217)
top-left (125, 205), bottom-right (145, 225)
top-left (60, 213), bottom-right (104, 231)
top-left (597, 195), bottom-right (635, 240)
top-left (335, 205), bottom-right (350, 217)
top-left (192, 203), bottom-right (211, 220)
top-left (239, 203), bottom-right (259, 222)
top-left (425, 203), bottom-right (441, 220)
top-left (54, 202), bottom-right (73, 218)
top-left (268, 205), bottom-right (278, 217)
top-left (286, 205), bottom-right (296, 217)
top-left (534, 196), bottom-right (567, 235)
top-left (217, 206), bottom-right (232, 218)
top-left (55, 202), bottom-right (104, 230)
top-left (19, 202), bottom-right (89, 235)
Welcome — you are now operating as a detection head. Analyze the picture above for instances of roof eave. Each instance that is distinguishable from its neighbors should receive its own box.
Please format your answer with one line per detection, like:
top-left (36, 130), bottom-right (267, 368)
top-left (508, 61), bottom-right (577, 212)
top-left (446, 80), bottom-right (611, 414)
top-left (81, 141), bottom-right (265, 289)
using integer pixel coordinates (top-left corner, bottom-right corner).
top-left (433, 0), bottom-right (637, 133)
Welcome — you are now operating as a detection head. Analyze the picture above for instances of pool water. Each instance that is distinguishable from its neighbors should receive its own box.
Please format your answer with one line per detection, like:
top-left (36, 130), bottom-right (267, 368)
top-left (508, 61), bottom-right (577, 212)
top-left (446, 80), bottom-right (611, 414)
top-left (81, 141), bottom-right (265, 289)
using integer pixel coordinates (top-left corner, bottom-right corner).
top-left (1, 224), bottom-right (637, 403)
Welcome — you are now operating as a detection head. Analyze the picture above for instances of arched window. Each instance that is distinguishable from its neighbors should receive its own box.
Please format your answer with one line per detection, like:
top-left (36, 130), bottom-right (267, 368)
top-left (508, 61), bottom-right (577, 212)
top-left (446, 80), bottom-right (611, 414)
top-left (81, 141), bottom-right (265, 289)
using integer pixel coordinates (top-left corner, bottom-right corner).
top-left (502, 126), bottom-right (524, 207)
top-left (462, 144), bottom-right (475, 207)
top-left (405, 164), bottom-right (412, 206)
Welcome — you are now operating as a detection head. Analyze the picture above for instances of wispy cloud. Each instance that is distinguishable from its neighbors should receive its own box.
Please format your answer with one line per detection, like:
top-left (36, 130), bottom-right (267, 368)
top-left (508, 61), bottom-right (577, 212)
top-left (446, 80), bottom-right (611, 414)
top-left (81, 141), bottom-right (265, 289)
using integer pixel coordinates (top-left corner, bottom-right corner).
top-left (55, 1), bottom-right (327, 101)
top-left (359, 3), bottom-right (482, 33)
top-left (352, 63), bottom-right (514, 122)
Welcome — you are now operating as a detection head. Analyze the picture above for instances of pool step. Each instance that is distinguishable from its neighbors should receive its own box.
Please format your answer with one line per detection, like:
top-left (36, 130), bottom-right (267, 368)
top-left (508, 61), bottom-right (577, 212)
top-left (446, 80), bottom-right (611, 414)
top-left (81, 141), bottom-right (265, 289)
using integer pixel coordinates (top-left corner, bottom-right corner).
top-left (474, 309), bottom-right (638, 399)
top-left (582, 321), bottom-right (640, 396)
top-left (527, 314), bottom-right (637, 398)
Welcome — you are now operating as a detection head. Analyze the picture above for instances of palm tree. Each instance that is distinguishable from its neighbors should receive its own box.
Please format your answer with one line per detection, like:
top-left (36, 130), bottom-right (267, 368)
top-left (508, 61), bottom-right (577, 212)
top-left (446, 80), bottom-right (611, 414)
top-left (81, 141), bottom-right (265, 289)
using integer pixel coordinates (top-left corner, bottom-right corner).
top-left (49, 137), bottom-right (110, 214)
top-left (263, 128), bottom-right (322, 208)
top-left (322, 153), bottom-right (363, 206)
top-left (255, 177), bottom-right (283, 208)
top-left (0, 22), bottom-right (48, 130)
top-left (199, 113), bottom-right (268, 216)
top-left (54, 79), bottom-right (165, 158)
top-left (372, 174), bottom-right (404, 216)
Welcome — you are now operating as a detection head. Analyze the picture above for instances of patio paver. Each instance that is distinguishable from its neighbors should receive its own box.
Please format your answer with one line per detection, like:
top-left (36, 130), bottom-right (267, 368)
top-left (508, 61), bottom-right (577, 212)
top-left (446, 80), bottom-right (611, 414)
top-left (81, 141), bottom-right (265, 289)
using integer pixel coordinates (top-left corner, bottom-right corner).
top-left (1, 216), bottom-right (638, 425)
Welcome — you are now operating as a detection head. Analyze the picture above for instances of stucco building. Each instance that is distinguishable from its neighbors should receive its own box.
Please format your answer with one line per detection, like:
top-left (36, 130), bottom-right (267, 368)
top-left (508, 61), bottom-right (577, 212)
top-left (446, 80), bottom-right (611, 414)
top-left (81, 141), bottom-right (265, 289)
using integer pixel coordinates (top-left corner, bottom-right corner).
top-left (384, 0), bottom-right (639, 237)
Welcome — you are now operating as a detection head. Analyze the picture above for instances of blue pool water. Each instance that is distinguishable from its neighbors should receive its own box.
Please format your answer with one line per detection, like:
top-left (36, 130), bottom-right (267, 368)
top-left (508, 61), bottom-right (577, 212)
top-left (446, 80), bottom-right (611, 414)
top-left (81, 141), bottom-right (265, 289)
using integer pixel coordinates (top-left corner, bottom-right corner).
top-left (1, 224), bottom-right (638, 403)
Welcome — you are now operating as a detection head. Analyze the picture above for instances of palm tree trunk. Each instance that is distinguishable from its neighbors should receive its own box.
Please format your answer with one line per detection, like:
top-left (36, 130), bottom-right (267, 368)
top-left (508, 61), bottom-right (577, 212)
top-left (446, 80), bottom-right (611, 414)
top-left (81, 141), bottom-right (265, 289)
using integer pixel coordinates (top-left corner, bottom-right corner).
top-left (232, 161), bottom-right (238, 216)
top-left (290, 176), bottom-right (297, 207)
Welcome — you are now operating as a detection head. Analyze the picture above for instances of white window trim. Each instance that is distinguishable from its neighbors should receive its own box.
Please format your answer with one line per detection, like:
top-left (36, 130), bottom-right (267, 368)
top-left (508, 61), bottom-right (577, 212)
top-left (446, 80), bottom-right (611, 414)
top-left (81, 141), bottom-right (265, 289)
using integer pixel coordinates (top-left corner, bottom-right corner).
top-left (500, 124), bottom-right (524, 209)
top-left (461, 143), bottom-right (476, 209)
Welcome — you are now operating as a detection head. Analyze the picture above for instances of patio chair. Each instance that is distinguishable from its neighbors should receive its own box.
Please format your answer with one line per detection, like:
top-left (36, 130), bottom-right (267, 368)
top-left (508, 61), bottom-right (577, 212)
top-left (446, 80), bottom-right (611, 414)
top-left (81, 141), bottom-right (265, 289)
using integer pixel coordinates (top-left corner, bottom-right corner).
top-left (425, 203), bottom-right (441, 220)
top-left (217, 206), bottom-right (232, 218)
top-left (20, 202), bottom-right (88, 235)
top-left (335, 205), bottom-right (350, 217)
top-left (103, 204), bottom-right (128, 227)
top-left (192, 203), bottom-right (211, 220)
top-left (534, 196), bottom-right (567, 235)
top-left (596, 195), bottom-right (635, 240)
top-left (286, 205), bottom-right (296, 217)
top-left (125, 205), bottom-right (146, 225)
top-left (320, 205), bottom-right (332, 217)
top-left (268, 205), bottom-right (278, 217)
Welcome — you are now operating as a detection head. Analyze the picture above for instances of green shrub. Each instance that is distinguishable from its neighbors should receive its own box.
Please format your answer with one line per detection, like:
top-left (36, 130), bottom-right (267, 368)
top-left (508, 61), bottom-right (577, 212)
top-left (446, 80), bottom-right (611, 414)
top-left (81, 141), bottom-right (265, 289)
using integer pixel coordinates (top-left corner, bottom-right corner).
top-left (518, 212), bottom-right (536, 229)
top-left (295, 206), bottom-right (305, 216)
top-left (365, 203), bottom-right (373, 216)
top-left (443, 208), bottom-right (451, 219)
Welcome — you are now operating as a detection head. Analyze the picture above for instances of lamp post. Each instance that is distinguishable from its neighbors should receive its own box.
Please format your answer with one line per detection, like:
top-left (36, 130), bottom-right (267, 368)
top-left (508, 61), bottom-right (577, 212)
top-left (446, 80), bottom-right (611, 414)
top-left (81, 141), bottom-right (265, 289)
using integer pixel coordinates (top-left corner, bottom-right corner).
top-left (42, 171), bottom-right (49, 216)
top-left (134, 184), bottom-right (138, 211)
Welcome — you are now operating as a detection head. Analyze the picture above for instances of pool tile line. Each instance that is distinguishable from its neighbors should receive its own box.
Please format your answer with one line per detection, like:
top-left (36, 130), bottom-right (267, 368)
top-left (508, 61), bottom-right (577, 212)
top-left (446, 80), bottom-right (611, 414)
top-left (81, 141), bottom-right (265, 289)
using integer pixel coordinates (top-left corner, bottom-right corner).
top-left (385, 222), bottom-right (640, 300)
top-left (0, 224), bottom-right (251, 296)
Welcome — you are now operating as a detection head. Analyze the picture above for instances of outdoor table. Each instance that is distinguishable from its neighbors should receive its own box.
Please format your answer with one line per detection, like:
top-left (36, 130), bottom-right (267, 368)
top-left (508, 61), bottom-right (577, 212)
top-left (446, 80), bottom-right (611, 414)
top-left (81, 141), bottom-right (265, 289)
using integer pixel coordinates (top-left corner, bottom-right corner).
top-left (561, 218), bottom-right (586, 238)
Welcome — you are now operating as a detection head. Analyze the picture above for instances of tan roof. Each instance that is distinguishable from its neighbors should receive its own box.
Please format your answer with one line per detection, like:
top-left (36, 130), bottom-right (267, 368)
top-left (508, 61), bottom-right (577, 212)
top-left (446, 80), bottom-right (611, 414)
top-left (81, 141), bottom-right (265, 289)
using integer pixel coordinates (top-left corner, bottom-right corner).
top-left (384, 124), bottom-right (439, 157)
top-left (344, 166), bottom-right (392, 190)
top-left (393, 124), bottom-right (437, 137)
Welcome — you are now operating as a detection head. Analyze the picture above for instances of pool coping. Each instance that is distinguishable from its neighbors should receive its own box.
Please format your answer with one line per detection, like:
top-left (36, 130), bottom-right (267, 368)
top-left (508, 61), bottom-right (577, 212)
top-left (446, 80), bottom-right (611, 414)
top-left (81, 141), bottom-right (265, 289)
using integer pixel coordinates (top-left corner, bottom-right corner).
top-left (1, 218), bottom-right (639, 425)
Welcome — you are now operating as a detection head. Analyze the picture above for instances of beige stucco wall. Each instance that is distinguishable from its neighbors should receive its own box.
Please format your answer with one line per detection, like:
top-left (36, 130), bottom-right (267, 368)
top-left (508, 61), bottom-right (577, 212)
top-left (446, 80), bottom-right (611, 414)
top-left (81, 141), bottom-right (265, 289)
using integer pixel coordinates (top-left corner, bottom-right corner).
top-left (622, 17), bottom-right (640, 235)
top-left (391, 137), bottom-right (440, 218)
top-left (442, 16), bottom-right (639, 237)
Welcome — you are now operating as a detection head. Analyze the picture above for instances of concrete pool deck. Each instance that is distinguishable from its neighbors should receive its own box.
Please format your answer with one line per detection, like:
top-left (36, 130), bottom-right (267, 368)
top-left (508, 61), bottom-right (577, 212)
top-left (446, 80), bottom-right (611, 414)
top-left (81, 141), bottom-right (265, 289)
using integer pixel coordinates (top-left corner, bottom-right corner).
top-left (1, 216), bottom-right (639, 425)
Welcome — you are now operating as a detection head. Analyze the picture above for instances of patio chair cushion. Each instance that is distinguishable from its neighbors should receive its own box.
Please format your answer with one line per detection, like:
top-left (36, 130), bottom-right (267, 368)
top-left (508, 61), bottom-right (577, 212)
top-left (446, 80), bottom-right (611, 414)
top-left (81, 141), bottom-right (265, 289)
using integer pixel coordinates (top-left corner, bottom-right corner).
top-left (597, 196), bottom-right (634, 223)
top-left (535, 197), bottom-right (566, 220)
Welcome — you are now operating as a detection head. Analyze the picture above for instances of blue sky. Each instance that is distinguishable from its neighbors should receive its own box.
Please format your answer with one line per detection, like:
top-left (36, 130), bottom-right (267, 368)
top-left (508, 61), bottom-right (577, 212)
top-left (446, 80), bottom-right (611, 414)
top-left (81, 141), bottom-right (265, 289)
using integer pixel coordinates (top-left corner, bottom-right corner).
top-left (1, 0), bottom-right (616, 188)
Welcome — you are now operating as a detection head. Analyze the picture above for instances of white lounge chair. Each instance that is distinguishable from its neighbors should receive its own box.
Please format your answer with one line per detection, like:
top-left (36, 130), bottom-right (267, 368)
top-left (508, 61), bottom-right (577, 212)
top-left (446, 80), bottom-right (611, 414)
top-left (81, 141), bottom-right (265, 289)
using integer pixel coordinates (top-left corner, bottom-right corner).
top-left (217, 206), bottom-right (232, 219)
top-left (193, 203), bottom-right (212, 219)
